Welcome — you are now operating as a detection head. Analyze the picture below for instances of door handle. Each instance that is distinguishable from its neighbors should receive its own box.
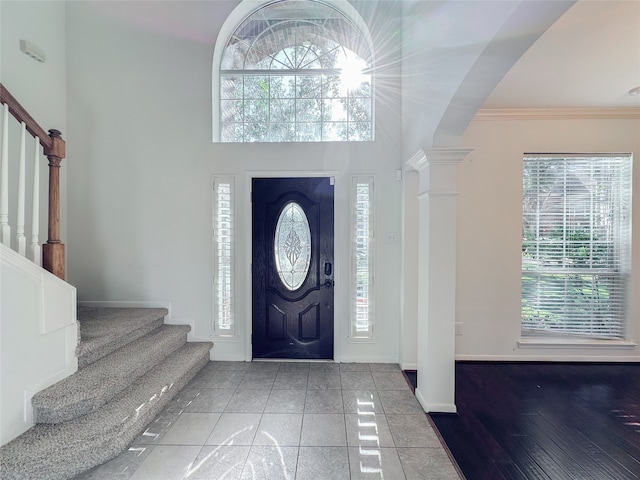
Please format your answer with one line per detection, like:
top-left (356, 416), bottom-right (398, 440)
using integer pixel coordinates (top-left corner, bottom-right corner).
top-left (324, 262), bottom-right (332, 276)
top-left (323, 280), bottom-right (335, 288)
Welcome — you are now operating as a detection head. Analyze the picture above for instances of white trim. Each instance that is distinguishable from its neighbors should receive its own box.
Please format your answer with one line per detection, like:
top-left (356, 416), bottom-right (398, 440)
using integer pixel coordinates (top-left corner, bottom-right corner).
top-left (407, 148), bottom-right (473, 171)
top-left (1, 242), bottom-right (42, 282)
top-left (406, 149), bottom-right (427, 171)
top-left (475, 107), bottom-right (640, 121)
top-left (210, 352), bottom-right (247, 362)
top-left (415, 388), bottom-right (457, 414)
top-left (518, 338), bottom-right (637, 349)
top-left (347, 337), bottom-right (379, 344)
top-left (400, 362), bottom-right (417, 371)
top-left (340, 355), bottom-right (398, 364)
top-left (245, 170), bottom-right (342, 362)
top-left (417, 191), bottom-right (458, 200)
top-left (1, 243), bottom-right (78, 445)
top-left (456, 354), bottom-right (640, 362)
top-left (209, 336), bottom-right (241, 343)
top-left (23, 320), bottom-right (78, 426)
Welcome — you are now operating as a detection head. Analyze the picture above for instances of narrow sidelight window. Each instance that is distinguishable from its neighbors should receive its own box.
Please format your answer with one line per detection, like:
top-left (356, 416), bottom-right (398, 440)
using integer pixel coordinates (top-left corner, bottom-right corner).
top-left (351, 176), bottom-right (375, 339)
top-left (213, 177), bottom-right (236, 336)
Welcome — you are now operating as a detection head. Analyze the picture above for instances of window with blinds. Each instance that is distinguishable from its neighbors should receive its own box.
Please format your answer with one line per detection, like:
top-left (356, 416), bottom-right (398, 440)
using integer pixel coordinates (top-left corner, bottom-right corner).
top-left (521, 154), bottom-right (632, 339)
top-left (351, 176), bottom-right (374, 339)
top-left (213, 177), bottom-right (235, 337)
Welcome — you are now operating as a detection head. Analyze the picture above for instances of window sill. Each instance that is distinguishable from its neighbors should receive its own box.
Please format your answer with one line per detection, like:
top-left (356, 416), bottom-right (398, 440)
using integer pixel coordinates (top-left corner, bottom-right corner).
top-left (347, 336), bottom-right (378, 344)
top-left (518, 338), bottom-right (637, 349)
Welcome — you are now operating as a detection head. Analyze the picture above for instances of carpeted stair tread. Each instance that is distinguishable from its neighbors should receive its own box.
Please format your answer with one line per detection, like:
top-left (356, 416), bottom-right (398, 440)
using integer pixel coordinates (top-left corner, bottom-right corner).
top-left (76, 307), bottom-right (168, 367)
top-left (0, 341), bottom-right (212, 480)
top-left (32, 324), bottom-right (191, 424)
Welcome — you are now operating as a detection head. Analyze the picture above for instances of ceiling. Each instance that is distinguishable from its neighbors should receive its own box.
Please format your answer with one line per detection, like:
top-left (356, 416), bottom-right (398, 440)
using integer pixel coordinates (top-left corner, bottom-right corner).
top-left (482, 0), bottom-right (640, 109)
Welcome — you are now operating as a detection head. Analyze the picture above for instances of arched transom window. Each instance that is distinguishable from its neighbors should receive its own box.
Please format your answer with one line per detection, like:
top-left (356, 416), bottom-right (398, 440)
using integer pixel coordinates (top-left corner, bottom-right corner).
top-left (217, 0), bottom-right (374, 142)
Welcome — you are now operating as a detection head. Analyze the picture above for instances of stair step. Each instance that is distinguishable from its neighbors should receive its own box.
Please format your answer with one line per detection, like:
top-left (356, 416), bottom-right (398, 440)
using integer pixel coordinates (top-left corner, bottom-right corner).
top-left (0, 342), bottom-right (212, 480)
top-left (32, 324), bottom-right (191, 424)
top-left (76, 307), bottom-right (168, 368)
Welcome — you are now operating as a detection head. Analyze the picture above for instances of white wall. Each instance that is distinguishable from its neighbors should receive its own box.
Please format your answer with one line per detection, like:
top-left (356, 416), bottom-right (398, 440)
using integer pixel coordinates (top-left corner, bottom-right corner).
top-left (0, 245), bottom-right (77, 445)
top-left (0, 0), bottom-right (68, 254)
top-left (0, 0), bottom-right (77, 446)
top-left (455, 114), bottom-right (640, 361)
top-left (66, 1), bottom-right (404, 363)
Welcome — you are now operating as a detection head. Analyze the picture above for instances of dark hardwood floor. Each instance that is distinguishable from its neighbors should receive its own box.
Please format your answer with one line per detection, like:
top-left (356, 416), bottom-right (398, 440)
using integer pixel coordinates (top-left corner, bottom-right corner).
top-left (415, 363), bottom-right (640, 480)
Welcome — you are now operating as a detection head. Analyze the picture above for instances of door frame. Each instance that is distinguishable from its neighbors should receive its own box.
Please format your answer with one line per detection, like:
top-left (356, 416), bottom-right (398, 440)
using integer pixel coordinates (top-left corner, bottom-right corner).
top-left (244, 171), bottom-right (343, 362)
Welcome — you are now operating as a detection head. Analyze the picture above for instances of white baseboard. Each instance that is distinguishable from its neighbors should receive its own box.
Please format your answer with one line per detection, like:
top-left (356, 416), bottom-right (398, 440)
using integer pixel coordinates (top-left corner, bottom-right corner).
top-left (455, 354), bottom-right (640, 362)
top-left (400, 362), bottom-right (417, 371)
top-left (77, 300), bottom-right (172, 323)
top-left (339, 356), bottom-right (399, 364)
top-left (415, 388), bottom-right (457, 414)
top-left (210, 352), bottom-right (247, 361)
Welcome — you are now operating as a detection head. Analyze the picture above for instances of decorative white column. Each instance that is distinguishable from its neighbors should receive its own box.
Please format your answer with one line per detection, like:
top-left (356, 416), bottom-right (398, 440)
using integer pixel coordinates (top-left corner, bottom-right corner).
top-left (407, 147), bottom-right (471, 413)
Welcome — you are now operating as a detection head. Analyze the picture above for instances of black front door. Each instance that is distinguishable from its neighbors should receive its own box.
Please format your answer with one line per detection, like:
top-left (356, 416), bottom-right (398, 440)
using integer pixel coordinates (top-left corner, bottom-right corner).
top-left (252, 177), bottom-right (334, 359)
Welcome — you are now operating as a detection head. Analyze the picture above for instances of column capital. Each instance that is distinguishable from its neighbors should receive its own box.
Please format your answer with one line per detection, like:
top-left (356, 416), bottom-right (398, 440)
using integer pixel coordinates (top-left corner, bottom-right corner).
top-left (407, 147), bottom-right (473, 172)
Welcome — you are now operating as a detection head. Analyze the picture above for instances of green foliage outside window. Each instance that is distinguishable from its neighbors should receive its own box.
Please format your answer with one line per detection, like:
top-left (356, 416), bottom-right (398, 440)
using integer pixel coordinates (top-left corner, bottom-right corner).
top-left (521, 156), bottom-right (630, 339)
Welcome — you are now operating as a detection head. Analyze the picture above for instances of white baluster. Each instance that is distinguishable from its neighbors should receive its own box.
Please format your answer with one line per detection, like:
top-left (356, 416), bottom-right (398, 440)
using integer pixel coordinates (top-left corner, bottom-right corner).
top-left (31, 136), bottom-right (41, 265)
top-left (16, 122), bottom-right (27, 256)
top-left (0, 103), bottom-right (10, 246)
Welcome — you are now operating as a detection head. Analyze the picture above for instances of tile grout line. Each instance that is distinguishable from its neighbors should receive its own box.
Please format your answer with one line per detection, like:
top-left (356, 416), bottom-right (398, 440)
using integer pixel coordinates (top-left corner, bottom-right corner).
top-left (77, 362), bottom-right (459, 479)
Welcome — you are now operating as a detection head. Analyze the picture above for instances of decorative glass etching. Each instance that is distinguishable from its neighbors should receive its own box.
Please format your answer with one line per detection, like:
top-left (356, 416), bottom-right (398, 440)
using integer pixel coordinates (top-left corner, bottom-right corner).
top-left (275, 202), bottom-right (311, 290)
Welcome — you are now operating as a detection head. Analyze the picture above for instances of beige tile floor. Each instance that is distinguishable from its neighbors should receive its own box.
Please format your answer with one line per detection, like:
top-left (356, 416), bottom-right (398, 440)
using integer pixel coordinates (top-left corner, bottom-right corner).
top-left (74, 362), bottom-right (461, 480)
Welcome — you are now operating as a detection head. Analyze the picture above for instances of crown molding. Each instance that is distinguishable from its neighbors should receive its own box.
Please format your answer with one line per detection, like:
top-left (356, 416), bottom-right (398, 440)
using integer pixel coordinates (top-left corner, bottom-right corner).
top-left (474, 107), bottom-right (640, 121)
top-left (407, 147), bottom-right (473, 171)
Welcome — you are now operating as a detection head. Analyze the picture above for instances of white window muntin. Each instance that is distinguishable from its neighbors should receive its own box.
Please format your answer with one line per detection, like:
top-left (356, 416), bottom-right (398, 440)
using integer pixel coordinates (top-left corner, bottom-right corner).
top-left (214, 0), bottom-right (375, 143)
top-left (213, 176), bottom-right (236, 337)
top-left (350, 175), bottom-right (375, 339)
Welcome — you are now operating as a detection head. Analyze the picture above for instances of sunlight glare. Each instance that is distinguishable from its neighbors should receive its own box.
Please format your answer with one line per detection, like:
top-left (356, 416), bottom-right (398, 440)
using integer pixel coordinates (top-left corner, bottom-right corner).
top-left (337, 50), bottom-right (368, 93)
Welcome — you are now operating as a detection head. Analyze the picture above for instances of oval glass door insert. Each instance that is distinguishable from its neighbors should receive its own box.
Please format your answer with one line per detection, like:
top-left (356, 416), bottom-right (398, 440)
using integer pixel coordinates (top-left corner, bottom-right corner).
top-left (274, 202), bottom-right (312, 291)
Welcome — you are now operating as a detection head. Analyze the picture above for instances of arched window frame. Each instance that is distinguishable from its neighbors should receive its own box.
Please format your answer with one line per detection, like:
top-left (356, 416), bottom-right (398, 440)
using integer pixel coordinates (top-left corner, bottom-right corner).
top-left (212, 0), bottom-right (375, 143)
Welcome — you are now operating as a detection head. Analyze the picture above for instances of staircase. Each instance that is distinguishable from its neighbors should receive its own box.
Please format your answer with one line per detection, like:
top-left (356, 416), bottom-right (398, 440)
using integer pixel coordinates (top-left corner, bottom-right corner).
top-left (0, 307), bottom-right (213, 480)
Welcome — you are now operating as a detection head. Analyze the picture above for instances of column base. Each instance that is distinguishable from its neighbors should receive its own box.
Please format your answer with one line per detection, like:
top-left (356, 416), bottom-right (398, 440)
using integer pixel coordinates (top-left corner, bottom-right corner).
top-left (415, 388), bottom-right (458, 414)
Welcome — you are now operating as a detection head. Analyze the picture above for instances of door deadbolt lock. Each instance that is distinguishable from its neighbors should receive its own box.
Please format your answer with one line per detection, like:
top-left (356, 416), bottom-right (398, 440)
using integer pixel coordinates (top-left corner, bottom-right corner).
top-left (324, 280), bottom-right (335, 288)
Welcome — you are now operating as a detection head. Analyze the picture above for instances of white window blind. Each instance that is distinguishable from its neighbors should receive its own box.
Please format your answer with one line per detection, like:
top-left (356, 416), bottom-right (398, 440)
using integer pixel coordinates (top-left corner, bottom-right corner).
top-left (351, 176), bottom-right (374, 339)
top-left (213, 177), bottom-right (235, 337)
top-left (521, 154), bottom-right (632, 339)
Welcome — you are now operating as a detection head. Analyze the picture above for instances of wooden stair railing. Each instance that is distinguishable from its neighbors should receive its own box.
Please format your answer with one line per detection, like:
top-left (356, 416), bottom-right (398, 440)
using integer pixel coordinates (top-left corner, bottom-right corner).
top-left (0, 83), bottom-right (66, 280)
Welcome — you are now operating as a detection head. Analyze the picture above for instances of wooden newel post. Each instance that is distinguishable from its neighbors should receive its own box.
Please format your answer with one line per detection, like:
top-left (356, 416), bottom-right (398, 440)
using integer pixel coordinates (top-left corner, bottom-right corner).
top-left (42, 129), bottom-right (65, 280)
